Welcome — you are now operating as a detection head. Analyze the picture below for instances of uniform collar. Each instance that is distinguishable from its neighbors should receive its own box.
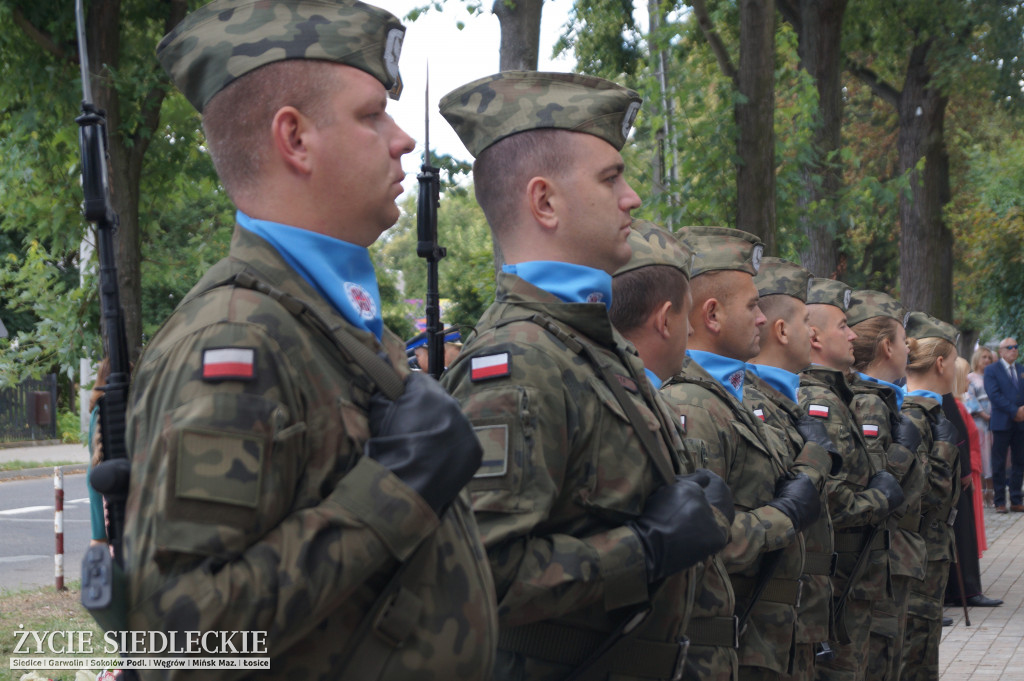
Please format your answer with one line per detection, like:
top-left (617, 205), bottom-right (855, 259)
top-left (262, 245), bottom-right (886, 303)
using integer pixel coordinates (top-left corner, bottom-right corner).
top-left (237, 211), bottom-right (383, 339)
top-left (857, 372), bottom-right (905, 409)
top-left (748, 363), bottom-right (799, 403)
top-left (502, 261), bottom-right (612, 309)
top-left (908, 388), bottom-right (943, 403)
top-left (686, 349), bottom-right (747, 402)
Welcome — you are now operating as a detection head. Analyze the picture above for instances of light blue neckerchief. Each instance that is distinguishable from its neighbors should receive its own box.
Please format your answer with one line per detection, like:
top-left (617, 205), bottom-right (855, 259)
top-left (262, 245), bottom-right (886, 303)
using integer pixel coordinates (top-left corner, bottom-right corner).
top-left (749, 363), bottom-right (799, 404)
top-left (237, 211), bottom-right (383, 339)
top-left (644, 367), bottom-right (663, 390)
top-left (503, 261), bottom-right (613, 310)
top-left (688, 349), bottom-right (747, 403)
top-left (858, 372), bottom-right (906, 409)
top-left (908, 388), bottom-right (943, 403)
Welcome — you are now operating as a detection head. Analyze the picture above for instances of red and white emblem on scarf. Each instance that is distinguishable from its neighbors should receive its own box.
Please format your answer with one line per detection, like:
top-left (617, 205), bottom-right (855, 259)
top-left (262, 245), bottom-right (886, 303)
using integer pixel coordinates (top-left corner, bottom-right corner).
top-left (343, 282), bottom-right (377, 319)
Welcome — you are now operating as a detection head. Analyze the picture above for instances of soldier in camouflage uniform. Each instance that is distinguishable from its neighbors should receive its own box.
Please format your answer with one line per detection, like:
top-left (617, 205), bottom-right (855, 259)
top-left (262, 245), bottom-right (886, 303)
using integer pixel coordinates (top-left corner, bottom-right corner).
top-left (439, 72), bottom-right (734, 681)
top-left (899, 313), bottom-right (962, 681)
top-left (844, 292), bottom-right (926, 681)
top-left (744, 258), bottom-right (840, 681)
top-left (660, 230), bottom-right (824, 681)
top-left (798, 279), bottom-right (905, 681)
top-left (124, 2), bottom-right (499, 678)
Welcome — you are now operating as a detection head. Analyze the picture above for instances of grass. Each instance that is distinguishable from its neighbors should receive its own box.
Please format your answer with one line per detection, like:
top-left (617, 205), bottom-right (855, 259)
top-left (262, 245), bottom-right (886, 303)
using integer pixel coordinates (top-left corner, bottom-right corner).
top-left (0, 461), bottom-right (79, 473)
top-left (0, 581), bottom-right (105, 680)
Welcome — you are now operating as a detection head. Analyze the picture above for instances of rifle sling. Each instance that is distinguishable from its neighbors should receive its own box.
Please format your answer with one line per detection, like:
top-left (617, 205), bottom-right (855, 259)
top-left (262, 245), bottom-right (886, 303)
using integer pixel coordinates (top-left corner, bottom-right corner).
top-left (493, 313), bottom-right (677, 486)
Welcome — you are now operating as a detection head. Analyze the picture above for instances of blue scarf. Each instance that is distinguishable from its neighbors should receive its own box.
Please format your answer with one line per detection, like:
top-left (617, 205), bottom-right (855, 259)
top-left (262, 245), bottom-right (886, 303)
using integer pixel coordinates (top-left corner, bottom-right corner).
top-left (238, 211), bottom-right (383, 339)
top-left (908, 388), bottom-right (943, 403)
top-left (748, 364), bottom-right (799, 404)
top-left (503, 261), bottom-right (613, 309)
top-left (688, 350), bottom-right (747, 403)
top-left (644, 367), bottom-right (663, 390)
top-left (858, 372), bottom-right (906, 409)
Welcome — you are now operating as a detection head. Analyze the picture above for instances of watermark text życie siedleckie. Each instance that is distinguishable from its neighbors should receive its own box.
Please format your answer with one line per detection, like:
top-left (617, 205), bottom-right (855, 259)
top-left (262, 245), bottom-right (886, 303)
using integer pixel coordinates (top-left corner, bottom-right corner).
top-left (12, 625), bottom-right (268, 655)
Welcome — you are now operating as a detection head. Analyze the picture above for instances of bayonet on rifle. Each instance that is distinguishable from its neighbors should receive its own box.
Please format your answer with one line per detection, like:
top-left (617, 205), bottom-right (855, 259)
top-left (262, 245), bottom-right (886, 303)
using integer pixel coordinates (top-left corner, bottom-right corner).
top-left (416, 65), bottom-right (446, 378)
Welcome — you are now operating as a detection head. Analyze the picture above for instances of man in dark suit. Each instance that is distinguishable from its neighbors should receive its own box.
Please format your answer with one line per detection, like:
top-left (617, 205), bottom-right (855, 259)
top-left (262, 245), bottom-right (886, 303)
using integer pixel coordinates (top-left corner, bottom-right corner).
top-left (984, 337), bottom-right (1024, 512)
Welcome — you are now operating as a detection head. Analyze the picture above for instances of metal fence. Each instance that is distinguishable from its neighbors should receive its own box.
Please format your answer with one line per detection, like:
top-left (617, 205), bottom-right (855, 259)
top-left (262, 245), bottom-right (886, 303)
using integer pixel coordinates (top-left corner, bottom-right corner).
top-left (0, 374), bottom-right (58, 442)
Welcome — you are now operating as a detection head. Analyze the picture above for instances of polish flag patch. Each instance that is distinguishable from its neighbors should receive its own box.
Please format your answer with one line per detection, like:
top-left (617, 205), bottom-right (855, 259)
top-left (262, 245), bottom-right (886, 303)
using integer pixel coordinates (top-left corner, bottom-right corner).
top-left (471, 353), bottom-right (511, 381)
top-left (754, 408), bottom-right (765, 421)
top-left (808, 404), bottom-right (830, 418)
top-left (680, 415), bottom-right (687, 433)
top-left (862, 424), bottom-right (880, 438)
top-left (202, 347), bottom-right (255, 381)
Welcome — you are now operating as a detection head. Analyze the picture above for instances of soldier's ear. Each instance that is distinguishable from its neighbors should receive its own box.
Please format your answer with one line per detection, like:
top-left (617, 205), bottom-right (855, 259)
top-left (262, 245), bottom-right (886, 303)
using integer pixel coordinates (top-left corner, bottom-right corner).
top-left (271, 106), bottom-right (314, 176)
top-left (774, 318), bottom-right (789, 346)
top-left (527, 175), bottom-right (558, 232)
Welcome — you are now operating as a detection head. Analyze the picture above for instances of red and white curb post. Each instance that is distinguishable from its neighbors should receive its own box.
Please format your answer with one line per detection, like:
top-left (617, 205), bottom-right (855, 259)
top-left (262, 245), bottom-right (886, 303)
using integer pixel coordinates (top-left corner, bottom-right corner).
top-left (55, 466), bottom-right (65, 591)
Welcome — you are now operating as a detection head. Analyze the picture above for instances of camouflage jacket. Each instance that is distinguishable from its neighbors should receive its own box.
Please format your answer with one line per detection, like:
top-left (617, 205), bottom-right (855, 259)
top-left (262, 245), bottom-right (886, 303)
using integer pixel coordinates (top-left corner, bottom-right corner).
top-left (798, 367), bottom-right (890, 601)
top-left (124, 226), bottom-right (497, 680)
top-left (849, 377), bottom-right (927, 582)
top-left (900, 394), bottom-right (959, 563)
top-left (661, 359), bottom-right (801, 675)
top-left (744, 371), bottom-right (835, 645)
top-left (442, 272), bottom-right (721, 681)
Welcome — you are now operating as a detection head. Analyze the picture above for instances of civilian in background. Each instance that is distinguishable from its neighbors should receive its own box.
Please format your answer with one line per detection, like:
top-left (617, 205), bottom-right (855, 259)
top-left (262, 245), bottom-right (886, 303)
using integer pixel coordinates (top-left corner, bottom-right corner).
top-left (983, 338), bottom-right (1024, 513)
top-left (967, 347), bottom-right (995, 505)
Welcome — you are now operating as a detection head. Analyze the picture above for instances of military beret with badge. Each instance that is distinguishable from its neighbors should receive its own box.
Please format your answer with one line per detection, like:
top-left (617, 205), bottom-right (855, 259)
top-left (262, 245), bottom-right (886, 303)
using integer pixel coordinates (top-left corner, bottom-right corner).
top-left (806, 278), bottom-right (852, 311)
top-left (754, 257), bottom-right (812, 301)
top-left (846, 290), bottom-right (905, 327)
top-left (157, 0), bottom-right (406, 113)
top-left (676, 225), bottom-right (764, 278)
top-left (439, 71), bottom-right (642, 157)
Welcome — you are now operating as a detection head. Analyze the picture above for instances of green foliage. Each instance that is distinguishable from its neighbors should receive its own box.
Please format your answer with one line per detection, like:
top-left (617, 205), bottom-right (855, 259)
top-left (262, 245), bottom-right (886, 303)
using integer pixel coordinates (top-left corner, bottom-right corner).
top-left (372, 187), bottom-right (495, 342)
top-left (58, 409), bottom-right (82, 444)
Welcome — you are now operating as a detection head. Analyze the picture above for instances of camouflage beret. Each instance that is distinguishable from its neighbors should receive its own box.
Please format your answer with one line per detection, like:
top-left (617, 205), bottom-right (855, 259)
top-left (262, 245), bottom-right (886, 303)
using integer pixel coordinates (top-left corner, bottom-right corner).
top-left (847, 290), bottom-right (905, 327)
top-left (614, 220), bottom-right (693, 278)
top-left (157, 0), bottom-right (406, 113)
top-left (807, 278), bottom-right (852, 311)
top-left (438, 71), bottom-right (642, 157)
top-left (754, 257), bottom-right (812, 301)
top-left (905, 311), bottom-right (960, 346)
top-left (677, 226), bottom-right (764, 278)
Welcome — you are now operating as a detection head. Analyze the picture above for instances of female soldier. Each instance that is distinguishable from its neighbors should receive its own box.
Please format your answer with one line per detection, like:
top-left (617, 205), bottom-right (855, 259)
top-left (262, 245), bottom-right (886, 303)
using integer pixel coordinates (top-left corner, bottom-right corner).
top-left (899, 312), bottom-right (962, 681)
top-left (845, 292), bottom-right (925, 681)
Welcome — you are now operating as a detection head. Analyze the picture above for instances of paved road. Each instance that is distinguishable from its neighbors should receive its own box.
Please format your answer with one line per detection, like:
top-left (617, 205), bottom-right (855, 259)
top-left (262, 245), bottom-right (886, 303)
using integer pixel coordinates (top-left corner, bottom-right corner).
top-left (0, 469), bottom-right (92, 592)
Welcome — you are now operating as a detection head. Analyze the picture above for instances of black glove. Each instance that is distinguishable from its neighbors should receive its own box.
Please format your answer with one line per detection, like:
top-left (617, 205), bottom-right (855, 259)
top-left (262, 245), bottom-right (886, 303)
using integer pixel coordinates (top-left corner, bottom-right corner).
top-left (627, 476), bottom-right (730, 583)
top-left (766, 473), bottom-right (821, 533)
top-left (366, 372), bottom-right (482, 515)
top-left (893, 415), bottom-right (922, 452)
top-left (931, 415), bottom-right (958, 445)
top-left (680, 468), bottom-right (736, 525)
top-left (796, 414), bottom-right (842, 473)
top-left (867, 470), bottom-right (906, 512)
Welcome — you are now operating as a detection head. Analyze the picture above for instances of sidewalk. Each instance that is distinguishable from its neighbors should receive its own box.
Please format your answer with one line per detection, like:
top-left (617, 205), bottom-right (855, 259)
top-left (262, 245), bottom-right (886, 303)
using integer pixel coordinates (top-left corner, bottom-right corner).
top-left (940, 505), bottom-right (1024, 680)
top-left (0, 442), bottom-right (89, 480)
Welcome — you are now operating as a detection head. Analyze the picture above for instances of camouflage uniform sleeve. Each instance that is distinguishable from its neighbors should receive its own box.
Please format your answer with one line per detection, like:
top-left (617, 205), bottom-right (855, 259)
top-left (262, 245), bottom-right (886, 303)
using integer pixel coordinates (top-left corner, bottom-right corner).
top-left (668, 400), bottom-right (796, 572)
top-left (446, 344), bottom-right (649, 626)
top-left (789, 440), bottom-right (833, 490)
top-left (798, 390), bottom-right (889, 529)
top-left (126, 320), bottom-right (440, 659)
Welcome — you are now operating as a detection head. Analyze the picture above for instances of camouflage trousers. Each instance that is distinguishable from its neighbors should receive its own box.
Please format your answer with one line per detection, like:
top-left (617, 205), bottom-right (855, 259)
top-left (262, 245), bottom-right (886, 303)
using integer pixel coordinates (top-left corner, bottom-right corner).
top-left (780, 642), bottom-right (815, 681)
top-left (864, 575), bottom-right (910, 681)
top-left (682, 644), bottom-right (738, 681)
top-left (741, 665), bottom-right (783, 681)
top-left (900, 560), bottom-right (950, 681)
top-left (813, 597), bottom-right (871, 681)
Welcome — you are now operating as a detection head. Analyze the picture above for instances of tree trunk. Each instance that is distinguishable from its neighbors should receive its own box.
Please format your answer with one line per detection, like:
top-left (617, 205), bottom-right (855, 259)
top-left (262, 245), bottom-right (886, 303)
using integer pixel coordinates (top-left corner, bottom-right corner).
top-left (86, 0), bottom-right (187, 361)
top-left (493, 0), bottom-right (544, 71)
top-left (735, 0), bottom-right (777, 254)
top-left (789, 0), bottom-right (847, 277)
top-left (897, 42), bottom-right (952, 320)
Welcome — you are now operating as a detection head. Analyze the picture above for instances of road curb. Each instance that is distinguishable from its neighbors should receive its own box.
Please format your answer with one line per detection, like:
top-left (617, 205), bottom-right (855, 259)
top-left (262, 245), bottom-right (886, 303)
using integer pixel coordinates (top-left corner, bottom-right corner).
top-left (0, 463), bottom-right (89, 482)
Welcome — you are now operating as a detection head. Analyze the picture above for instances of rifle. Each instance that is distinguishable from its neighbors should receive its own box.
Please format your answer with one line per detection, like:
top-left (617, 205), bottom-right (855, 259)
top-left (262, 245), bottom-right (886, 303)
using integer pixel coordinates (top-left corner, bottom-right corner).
top-left (416, 67), bottom-right (446, 379)
top-left (75, 0), bottom-right (132, 632)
